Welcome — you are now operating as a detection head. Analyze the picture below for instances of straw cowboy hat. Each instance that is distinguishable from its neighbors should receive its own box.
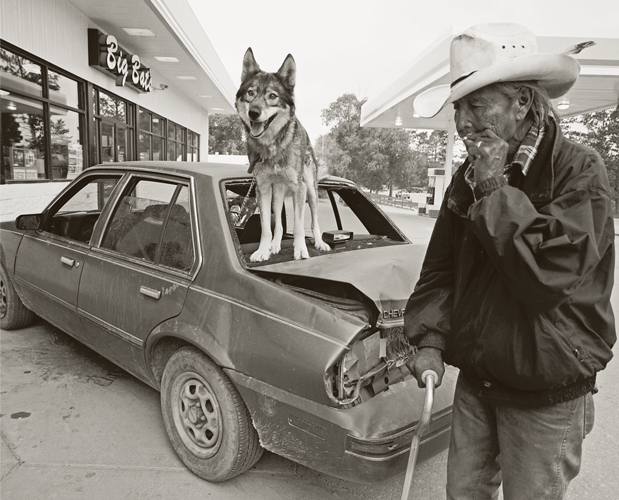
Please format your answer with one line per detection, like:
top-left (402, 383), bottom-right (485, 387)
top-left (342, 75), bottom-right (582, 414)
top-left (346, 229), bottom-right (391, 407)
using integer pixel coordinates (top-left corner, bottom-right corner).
top-left (413, 23), bottom-right (583, 118)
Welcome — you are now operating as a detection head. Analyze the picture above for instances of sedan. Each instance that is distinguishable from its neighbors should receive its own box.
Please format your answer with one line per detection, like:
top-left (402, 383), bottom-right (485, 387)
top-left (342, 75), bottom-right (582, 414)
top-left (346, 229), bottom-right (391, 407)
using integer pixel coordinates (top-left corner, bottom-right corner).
top-left (0, 161), bottom-right (455, 484)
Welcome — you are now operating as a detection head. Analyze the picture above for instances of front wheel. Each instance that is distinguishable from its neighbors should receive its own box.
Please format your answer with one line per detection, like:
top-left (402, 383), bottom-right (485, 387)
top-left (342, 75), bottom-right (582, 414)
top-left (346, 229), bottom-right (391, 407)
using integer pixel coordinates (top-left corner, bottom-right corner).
top-left (160, 347), bottom-right (263, 482)
top-left (0, 263), bottom-right (36, 330)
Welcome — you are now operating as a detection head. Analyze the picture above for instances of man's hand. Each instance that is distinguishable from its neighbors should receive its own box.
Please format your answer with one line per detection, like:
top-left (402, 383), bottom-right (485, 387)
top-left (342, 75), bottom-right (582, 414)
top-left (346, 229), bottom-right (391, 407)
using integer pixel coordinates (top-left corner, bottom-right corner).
top-left (406, 347), bottom-right (445, 388)
top-left (463, 129), bottom-right (509, 184)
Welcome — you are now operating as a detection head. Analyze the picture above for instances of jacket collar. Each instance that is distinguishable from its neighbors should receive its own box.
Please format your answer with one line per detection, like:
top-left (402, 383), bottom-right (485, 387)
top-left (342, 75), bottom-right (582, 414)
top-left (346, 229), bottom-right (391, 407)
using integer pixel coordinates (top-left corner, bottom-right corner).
top-left (448, 119), bottom-right (559, 218)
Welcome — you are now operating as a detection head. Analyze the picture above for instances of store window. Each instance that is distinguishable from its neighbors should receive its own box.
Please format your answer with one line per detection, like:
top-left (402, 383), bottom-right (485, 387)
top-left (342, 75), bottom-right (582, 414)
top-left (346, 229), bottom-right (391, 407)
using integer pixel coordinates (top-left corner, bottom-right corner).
top-left (1, 44), bottom-right (85, 183)
top-left (167, 122), bottom-right (185, 161)
top-left (92, 88), bottom-right (134, 164)
top-left (139, 109), bottom-right (165, 161)
top-left (187, 131), bottom-right (200, 162)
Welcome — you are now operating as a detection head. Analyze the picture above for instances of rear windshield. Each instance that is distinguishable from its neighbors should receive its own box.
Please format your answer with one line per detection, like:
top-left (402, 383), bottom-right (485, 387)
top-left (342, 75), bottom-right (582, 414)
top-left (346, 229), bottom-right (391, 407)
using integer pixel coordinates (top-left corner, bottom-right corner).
top-left (222, 179), bottom-right (407, 266)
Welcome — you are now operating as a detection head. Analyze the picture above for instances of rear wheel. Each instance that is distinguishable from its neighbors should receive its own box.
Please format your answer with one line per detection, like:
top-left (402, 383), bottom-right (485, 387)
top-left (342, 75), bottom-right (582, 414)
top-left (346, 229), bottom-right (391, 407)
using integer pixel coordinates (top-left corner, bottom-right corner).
top-left (160, 347), bottom-right (263, 482)
top-left (0, 263), bottom-right (36, 330)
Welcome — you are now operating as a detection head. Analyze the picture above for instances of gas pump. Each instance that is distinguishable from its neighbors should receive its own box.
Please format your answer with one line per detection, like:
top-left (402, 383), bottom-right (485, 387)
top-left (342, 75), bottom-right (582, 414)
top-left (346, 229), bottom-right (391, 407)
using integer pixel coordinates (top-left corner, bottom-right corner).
top-left (426, 168), bottom-right (445, 218)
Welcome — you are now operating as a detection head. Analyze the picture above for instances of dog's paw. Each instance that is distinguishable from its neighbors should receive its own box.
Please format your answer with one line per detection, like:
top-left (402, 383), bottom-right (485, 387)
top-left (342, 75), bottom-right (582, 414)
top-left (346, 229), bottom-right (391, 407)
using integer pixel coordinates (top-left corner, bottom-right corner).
top-left (294, 246), bottom-right (310, 260)
top-left (270, 242), bottom-right (281, 254)
top-left (250, 249), bottom-right (271, 262)
top-left (314, 240), bottom-right (331, 252)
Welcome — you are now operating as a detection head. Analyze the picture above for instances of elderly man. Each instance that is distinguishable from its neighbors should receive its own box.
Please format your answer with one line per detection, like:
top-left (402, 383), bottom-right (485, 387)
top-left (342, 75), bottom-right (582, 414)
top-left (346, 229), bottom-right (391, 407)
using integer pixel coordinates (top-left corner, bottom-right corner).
top-left (405, 23), bottom-right (615, 500)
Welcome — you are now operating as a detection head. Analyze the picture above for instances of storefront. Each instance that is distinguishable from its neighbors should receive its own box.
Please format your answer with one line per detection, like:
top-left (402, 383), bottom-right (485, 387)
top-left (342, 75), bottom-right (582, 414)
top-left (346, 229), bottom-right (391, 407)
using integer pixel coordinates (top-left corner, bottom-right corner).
top-left (1, 0), bottom-right (237, 219)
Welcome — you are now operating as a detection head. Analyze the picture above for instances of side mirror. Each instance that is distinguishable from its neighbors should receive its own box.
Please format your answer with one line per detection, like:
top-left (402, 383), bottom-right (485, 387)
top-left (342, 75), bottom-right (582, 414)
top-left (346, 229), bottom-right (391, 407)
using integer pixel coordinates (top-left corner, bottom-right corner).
top-left (16, 214), bottom-right (42, 231)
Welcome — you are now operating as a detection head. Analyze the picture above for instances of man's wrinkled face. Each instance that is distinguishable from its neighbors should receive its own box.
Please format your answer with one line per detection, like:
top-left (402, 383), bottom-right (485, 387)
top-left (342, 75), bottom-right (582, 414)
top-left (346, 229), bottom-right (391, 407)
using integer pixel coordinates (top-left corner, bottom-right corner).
top-left (453, 86), bottom-right (521, 145)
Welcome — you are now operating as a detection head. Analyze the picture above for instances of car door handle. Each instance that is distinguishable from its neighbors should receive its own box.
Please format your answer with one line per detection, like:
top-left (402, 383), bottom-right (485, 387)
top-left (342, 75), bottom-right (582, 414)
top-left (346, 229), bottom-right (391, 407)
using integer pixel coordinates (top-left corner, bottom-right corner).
top-left (60, 256), bottom-right (76, 267)
top-left (140, 286), bottom-right (161, 300)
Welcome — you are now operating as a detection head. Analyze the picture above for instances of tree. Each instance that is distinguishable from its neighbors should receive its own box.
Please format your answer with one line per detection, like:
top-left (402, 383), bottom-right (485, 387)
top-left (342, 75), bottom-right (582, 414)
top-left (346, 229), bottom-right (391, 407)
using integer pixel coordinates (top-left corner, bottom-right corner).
top-left (563, 109), bottom-right (619, 213)
top-left (319, 93), bottom-right (418, 194)
top-left (208, 114), bottom-right (247, 155)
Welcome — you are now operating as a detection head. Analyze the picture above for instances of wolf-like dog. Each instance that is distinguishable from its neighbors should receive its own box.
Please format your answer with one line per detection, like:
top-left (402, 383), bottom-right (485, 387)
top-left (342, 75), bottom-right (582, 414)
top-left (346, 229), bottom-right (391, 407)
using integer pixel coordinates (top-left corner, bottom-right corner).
top-left (235, 48), bottom-right (330, 262)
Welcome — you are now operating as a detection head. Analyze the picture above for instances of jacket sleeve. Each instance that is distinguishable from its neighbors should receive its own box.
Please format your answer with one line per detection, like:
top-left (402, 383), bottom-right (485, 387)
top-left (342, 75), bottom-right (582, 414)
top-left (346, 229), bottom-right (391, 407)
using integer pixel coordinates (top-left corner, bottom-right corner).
top-left (468, 152), bottom-right (614, 311)
top-left (404, 193), bottom-right (455, 350)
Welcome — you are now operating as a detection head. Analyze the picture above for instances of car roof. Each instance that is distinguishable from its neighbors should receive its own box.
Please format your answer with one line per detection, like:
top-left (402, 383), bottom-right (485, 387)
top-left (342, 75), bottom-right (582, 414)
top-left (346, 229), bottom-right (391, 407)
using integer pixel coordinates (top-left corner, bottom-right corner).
top-left (87, 161), bottom-right (358, 187)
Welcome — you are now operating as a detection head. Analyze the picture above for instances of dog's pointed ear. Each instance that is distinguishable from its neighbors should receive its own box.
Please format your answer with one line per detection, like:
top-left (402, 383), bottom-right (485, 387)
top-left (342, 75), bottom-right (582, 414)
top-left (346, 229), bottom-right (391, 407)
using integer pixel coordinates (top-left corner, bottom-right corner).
top-left (276, 54), bottom-right (296, 90)
top-left (242, 48), bottom-right (260, 82)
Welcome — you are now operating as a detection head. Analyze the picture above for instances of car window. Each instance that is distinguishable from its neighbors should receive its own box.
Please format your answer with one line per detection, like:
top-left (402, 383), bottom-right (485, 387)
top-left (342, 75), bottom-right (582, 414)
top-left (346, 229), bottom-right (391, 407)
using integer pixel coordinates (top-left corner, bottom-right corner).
top-left (159, 186), bottom-right (194, 272)
top-left (46, 176), bottom-right (121, 243)
top-left (101, 179), bottom-right (194, 272)
top-left (284, 189), bottom-right (370, 237)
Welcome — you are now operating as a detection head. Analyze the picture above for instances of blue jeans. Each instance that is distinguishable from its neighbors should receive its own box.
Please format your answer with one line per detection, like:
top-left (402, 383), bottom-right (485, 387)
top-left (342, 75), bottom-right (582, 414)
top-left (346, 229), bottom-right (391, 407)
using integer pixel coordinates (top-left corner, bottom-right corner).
top-left (446, 373), bottom-right (595, 500)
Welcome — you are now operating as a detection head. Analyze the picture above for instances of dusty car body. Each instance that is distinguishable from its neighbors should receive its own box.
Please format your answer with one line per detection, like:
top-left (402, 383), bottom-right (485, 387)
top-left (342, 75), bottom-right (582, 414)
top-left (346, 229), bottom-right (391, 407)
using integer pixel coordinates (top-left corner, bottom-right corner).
top-left (0, 161), bottom-right (455, 483)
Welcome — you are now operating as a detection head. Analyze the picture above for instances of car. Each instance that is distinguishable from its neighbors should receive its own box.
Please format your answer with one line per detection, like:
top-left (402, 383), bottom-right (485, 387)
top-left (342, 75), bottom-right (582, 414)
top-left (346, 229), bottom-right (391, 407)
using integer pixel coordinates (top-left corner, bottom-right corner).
top-left (0, 161), bottom-right (456, 484)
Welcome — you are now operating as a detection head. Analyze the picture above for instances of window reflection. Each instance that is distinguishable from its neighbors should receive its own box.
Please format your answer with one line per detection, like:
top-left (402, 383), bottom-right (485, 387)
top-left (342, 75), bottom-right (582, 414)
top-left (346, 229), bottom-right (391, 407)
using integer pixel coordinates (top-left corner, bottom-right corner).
top-left (0, 48), bottom-right (43, 98)
top-left (48, 70), bottom-right (80, 109)
top-left (1, 96), bottom-right (45, 182)
top-left (50, 106), bottom-right (84, 180)
top-left (99, 91), bottom-right (126, 122)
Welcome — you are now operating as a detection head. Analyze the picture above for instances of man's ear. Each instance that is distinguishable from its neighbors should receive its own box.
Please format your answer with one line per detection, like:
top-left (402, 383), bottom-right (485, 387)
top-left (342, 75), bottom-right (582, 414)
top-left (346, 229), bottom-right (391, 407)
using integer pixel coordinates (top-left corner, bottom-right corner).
top-left (241, 48), bottom-right (260, 82)
top-left (516, 87), bottom-right (534, 121)
top-left (276, 54), bottom-right (296, 90)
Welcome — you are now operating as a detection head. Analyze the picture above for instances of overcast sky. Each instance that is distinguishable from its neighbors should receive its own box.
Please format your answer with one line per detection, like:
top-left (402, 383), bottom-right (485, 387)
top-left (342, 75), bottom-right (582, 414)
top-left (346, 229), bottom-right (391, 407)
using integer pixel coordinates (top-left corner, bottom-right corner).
top-left (187, 0), bottom-right (618, 144)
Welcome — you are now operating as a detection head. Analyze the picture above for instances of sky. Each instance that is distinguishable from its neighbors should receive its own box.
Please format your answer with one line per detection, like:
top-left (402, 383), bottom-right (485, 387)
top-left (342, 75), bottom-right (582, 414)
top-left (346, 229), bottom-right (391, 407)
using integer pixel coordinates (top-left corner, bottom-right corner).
top-left (187, 0), bottom-right (619, 144)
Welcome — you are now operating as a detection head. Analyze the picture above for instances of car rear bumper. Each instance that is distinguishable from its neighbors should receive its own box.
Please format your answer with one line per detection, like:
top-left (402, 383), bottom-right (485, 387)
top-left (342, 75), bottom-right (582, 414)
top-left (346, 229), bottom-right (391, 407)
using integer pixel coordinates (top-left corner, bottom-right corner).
top-left (226, 368), bottom-right (456, 483)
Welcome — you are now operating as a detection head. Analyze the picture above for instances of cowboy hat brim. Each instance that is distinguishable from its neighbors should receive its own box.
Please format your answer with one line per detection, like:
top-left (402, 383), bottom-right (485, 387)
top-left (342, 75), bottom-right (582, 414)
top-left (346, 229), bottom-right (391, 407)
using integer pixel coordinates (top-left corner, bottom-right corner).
top-left (414, 53), bottom-right (580, 118)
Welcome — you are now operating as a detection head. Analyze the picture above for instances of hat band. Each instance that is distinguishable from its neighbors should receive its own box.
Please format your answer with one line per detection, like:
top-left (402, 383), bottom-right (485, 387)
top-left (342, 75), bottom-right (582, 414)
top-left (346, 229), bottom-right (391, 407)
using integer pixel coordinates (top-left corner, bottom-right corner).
top-left (451, 70), bottom-right (477, 88)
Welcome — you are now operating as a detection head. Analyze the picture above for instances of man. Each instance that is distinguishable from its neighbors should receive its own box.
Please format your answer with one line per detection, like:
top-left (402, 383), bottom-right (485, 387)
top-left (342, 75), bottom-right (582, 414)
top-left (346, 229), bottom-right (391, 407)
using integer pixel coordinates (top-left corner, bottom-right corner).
top-left (405, 23), bottom-right (615, 500)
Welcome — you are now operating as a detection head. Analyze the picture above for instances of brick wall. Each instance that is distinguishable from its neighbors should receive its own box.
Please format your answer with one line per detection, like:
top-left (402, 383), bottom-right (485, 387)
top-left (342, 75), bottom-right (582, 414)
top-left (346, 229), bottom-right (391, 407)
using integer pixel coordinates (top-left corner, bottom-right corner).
top-left (0, 182), bottom-right (69, 222)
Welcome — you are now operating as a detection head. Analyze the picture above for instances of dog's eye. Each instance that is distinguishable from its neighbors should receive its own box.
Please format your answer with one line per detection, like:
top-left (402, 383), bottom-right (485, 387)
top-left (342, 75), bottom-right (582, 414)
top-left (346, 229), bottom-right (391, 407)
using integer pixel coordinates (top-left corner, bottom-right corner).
top-left (247, 89), bottom-right (255, 98)
top-left (268, 93), bottom-right (278, 100)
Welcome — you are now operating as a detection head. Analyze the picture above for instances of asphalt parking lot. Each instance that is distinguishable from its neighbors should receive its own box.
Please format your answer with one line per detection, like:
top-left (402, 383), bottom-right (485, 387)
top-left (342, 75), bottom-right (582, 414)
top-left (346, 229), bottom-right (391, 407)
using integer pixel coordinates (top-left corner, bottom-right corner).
top-left (1, 207), bottom-right (618, 499)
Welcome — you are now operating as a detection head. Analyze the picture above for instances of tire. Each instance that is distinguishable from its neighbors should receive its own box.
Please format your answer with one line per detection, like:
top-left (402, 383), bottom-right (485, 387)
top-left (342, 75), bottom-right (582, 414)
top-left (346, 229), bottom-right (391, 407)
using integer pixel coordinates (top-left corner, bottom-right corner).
top-left (0, 262), bottom-right (36, 330)
top-left (160, 347), bottom-right (263, 482)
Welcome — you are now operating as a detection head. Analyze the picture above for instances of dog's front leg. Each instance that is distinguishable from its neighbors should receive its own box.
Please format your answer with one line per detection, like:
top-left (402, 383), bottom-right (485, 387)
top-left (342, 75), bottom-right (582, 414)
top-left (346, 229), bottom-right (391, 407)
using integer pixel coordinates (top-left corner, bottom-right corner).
top-left (270, 183), bottom-right (286, 255)
top-left (292, 184), bottom-right (310, 260)
top-left (305, 178), bottom-right (331, 253)
top-left (250, 182), bottom-right (273, 262)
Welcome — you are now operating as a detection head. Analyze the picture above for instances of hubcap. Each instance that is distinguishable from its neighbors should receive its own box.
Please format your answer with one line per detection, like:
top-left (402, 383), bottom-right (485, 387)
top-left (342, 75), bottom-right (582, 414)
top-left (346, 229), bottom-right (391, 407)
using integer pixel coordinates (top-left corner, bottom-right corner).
top-left (0, 277), bottom-right (7, 318)
top-left (171, 371), bottom-right (222, 458)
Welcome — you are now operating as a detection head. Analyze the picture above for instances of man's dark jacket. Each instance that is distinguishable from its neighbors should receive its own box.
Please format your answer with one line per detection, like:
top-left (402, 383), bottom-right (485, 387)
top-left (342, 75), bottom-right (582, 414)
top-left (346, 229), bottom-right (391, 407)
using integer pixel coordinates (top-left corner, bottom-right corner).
top-left (404, 121), bottom-right (616, 406)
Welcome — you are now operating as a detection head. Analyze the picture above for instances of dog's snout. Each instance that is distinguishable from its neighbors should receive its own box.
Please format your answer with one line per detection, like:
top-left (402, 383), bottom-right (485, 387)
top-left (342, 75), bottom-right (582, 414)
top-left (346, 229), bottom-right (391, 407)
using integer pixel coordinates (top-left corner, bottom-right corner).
top-left (248, 108), bottom-right (261, 121)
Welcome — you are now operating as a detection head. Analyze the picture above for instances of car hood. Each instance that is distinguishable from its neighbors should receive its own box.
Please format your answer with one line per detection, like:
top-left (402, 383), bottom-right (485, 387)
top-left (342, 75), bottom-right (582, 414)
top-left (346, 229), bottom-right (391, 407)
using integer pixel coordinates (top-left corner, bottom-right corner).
top-left (254, 244), bottom-right (426, 322)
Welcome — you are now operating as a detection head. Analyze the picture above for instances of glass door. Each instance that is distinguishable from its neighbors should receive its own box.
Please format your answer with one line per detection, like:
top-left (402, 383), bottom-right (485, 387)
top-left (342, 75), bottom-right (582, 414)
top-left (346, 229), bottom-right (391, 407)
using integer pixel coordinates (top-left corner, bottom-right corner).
top-left (100, 121), bottom-right (130, 162)
top-left (101, 122), bottom-right (115, 162)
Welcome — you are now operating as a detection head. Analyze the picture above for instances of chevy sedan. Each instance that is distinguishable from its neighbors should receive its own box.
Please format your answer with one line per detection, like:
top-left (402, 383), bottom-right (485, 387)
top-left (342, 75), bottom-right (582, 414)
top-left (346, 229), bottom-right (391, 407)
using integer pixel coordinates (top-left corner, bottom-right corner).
top-left (0, 161), bottom-right (455, 483)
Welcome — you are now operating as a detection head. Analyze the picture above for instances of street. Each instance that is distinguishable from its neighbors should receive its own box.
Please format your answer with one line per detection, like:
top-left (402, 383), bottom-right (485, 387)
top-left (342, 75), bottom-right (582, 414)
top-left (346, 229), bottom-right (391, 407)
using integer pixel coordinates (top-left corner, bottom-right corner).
top-left (1, 206), bottom-right (618, 499)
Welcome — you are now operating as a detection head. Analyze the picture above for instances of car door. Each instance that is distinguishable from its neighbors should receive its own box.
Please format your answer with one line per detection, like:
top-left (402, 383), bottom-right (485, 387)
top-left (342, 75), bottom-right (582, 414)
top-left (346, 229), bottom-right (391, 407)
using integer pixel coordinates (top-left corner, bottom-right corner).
top-left (78, 175), bottom-right (197, 377)
top-left (14, 174), bottom-right (123, 336)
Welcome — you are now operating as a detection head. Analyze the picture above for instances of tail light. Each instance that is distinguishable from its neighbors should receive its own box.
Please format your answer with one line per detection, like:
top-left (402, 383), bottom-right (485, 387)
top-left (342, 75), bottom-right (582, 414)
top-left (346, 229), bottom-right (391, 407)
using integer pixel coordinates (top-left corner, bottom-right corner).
top-left (326, 325), bottom-right (416, 407)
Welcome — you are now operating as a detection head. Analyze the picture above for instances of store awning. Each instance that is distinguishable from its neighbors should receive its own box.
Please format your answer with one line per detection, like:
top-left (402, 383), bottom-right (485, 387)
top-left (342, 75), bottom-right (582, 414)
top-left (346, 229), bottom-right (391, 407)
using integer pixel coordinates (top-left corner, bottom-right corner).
top-left (360, 28), bottom-right (619, 131)
top-left (68, 0), bottom-right (237, 114)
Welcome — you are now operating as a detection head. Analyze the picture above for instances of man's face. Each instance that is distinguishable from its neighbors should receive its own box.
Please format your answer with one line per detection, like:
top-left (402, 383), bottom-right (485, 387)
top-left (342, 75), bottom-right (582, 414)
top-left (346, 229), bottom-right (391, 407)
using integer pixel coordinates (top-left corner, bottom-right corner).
top-left (453, 86), bottom-right (521, 145)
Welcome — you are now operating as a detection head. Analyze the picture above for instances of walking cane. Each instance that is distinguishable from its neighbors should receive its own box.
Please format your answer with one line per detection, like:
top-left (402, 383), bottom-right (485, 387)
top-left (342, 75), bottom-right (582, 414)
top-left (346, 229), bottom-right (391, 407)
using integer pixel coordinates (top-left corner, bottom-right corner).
top-left (400, 369), bottom-right (438, 500)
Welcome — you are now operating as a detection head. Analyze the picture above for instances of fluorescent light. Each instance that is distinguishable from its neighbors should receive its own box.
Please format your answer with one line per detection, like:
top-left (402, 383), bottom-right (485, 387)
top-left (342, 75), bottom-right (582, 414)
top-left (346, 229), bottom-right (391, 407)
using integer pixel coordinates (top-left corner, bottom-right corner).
top-left (122, 28), bottom-right (156, 37)
top-left (198, 95), bottom-right (213, 98)
top-left (413, 112), bottom-right (420, 118)
top-left (557, 98), bottom-right (570, 110)
top-left (212, 108), bottom-right (224, 111)
top-left (176, 76), bottom-right (197, 81)
top-left (0, 90), bottom-right (9, 96)
top-left (7, 101), bottom-right (17, 111)
top-left (395, 116), bottom-right (403, 126)
top-left (154, 56), bottom-right (180, 63)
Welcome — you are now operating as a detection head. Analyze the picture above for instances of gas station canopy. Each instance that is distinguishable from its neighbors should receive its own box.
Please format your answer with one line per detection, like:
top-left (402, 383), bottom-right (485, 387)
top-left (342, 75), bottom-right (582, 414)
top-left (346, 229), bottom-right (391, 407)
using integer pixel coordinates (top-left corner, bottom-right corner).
top-left (361, 28), bottom-right (619, 131)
